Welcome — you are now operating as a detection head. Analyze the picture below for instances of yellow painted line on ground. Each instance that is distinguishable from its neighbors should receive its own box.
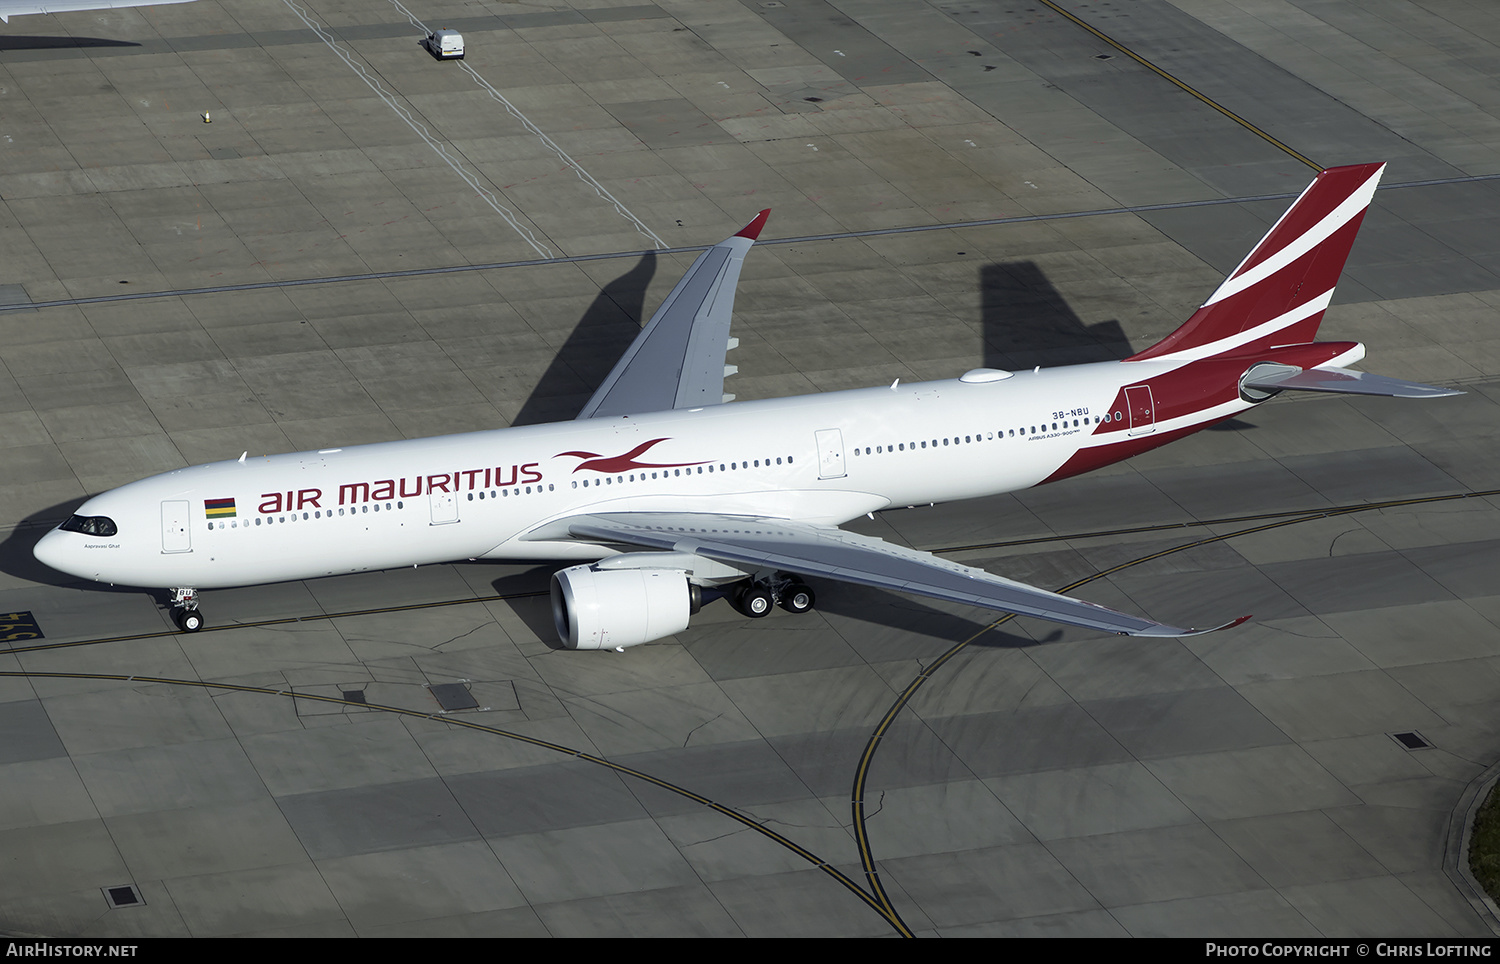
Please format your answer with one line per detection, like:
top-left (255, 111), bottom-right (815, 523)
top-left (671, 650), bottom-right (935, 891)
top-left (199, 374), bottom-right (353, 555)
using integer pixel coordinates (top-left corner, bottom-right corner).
top-left (1036, 0), bottom-right (1322, 171)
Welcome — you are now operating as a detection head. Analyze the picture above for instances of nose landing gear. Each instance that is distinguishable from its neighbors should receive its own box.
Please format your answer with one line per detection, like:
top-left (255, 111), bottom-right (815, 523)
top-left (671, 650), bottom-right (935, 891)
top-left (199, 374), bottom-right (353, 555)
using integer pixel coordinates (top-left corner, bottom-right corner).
top-left (170, 588), bottom-right (204, 632)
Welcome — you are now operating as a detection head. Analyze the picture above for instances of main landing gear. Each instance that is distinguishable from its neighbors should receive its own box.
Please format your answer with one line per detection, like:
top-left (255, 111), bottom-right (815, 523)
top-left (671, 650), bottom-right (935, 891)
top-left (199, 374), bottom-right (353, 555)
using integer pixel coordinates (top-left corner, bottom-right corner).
top-left (171, 588), bottom-right (204, 633)
top-left (732, 575), bottom-right (816, 618)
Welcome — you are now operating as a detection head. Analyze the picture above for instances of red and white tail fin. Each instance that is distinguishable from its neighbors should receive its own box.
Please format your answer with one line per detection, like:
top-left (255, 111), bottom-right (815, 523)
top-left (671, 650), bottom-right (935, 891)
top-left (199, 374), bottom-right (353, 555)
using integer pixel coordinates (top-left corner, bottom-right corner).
top-left (1129, 163), bottom-right (1385, 362)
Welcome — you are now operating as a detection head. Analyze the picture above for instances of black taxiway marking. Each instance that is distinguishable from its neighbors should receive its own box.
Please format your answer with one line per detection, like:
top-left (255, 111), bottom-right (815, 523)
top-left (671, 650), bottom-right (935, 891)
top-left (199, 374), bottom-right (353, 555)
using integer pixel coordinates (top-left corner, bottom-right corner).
top-left (0, 611), bottom-right (42, 642)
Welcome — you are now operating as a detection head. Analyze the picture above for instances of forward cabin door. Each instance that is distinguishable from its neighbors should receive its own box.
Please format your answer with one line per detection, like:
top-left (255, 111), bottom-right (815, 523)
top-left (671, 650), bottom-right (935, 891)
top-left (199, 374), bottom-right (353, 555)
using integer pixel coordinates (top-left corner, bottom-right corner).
top-left (1125, 385), bottom-right (1157, 437)
top-left (161, 501), bottom-right (191, 553)
top-left (815, 429), bottom-right (846, 480)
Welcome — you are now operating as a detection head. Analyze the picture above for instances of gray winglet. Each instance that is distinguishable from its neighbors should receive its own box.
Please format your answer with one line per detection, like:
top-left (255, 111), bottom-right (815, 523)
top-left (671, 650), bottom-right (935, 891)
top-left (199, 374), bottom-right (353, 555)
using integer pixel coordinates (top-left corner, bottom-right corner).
top-left (577, 212), bottom-right (769, 419)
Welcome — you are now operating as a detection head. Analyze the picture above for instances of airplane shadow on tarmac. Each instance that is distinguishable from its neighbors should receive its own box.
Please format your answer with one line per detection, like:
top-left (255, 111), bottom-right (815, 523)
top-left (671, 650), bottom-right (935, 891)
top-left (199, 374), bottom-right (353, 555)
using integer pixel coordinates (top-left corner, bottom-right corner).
top-left (514, 254), bottom-right (1136, 426)
top-left (0, 496), bottom-right (143, 595)
top-left (512, 250), bottom-right (657, 427)
top-left (981, 261), bottom-right (1134, 370)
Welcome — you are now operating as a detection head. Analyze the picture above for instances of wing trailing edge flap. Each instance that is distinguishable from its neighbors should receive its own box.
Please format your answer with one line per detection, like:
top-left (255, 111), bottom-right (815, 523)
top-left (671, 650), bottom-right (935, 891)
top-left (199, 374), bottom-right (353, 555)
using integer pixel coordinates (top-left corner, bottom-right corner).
top-left (577, 211), bottom-right (770, 420)
top-left (561, 512), bottom-right (1247, 638)
top-left (1243, 364), bottom-right (1462, 398)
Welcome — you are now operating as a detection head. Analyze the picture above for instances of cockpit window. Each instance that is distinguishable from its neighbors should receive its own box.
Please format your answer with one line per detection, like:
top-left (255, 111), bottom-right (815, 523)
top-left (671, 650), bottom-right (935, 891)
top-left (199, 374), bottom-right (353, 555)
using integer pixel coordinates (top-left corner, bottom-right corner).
top-left (59, 515), bottom-right (117, 537)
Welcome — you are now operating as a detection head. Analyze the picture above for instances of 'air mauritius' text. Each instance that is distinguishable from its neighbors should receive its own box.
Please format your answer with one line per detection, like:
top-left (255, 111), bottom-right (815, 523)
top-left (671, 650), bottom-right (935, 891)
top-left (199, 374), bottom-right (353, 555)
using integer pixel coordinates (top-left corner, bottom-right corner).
top-left (257, 463), bottom-right (543, 513)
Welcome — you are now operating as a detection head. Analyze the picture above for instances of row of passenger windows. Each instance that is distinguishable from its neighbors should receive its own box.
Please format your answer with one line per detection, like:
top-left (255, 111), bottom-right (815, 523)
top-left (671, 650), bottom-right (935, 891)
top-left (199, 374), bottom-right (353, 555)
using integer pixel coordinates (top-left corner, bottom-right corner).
top-left (208, 502), bottom-right (407, 529)
top-left (570, 457), bottom-right (792, 488)
top-left (851, 413), bottom-right (1122, 457)
top-left (468, 485), bottom-right (554, 500)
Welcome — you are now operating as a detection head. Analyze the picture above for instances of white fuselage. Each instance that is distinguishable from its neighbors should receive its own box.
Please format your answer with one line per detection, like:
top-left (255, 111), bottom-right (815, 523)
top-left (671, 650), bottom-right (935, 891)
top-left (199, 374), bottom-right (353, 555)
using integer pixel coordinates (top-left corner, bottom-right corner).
top-left (35, 357), bottom-right (1257, 590)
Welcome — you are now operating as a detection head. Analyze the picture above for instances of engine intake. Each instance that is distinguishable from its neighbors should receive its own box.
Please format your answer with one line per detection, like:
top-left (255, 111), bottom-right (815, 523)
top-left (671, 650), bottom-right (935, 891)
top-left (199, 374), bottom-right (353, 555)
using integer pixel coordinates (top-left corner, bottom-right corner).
top-left (550, 564), bottom-right (693, 650)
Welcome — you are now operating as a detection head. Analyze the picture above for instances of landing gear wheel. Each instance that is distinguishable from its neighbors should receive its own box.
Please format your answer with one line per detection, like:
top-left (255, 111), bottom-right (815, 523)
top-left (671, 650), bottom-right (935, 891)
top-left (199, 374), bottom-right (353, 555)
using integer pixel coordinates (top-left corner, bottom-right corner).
top-left (736, 584), bottom-right (774, 618)
top-left (176, 609), bottom-right (204, 633)
top-left (778, 582), bottom-right (815, 614)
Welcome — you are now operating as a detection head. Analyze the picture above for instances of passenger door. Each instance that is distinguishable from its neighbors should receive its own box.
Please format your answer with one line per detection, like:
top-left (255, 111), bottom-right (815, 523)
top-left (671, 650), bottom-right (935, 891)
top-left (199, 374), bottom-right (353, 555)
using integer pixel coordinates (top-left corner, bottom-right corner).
top-left (815, 428), bottom-right (846, 479)
top-left (1125, 385), bottom-right (1156, 436)
top-left (161, 501), bottom-right (191, 553)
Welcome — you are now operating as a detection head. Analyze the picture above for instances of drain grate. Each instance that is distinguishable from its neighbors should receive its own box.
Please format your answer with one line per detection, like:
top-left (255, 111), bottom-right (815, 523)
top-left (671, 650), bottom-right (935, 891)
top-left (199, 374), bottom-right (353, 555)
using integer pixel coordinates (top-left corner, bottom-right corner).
top-left (1392, 731), bottom-right (1431, 750)
top-left (429, 682), bottom-right (478, 711)
top-left (103, 884), bottom-right (142, 908)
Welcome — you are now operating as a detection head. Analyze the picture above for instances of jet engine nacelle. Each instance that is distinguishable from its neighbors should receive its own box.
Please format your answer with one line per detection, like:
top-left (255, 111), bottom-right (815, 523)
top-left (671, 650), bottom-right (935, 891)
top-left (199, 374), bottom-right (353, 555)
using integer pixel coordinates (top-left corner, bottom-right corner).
top-left (550, 564), bottom-right (693, 650)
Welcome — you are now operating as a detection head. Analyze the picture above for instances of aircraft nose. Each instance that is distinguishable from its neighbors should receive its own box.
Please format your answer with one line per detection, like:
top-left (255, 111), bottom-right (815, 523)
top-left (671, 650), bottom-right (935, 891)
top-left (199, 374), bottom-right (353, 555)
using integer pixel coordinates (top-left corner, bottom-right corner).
top-left (33, 529), bottom-right (79, 577)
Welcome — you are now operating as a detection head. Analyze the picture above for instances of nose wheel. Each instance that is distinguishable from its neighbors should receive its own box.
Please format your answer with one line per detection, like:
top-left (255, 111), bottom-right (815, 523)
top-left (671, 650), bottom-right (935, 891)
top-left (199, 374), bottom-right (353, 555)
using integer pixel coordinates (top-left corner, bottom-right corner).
top-left (170, 588), bottom-right (204, 633)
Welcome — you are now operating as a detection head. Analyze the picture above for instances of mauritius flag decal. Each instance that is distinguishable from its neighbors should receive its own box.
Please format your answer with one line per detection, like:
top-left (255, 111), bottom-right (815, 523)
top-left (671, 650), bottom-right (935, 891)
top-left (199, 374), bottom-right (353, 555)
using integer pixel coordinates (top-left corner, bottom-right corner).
top-left (205, 498), bottom-right (236, 519)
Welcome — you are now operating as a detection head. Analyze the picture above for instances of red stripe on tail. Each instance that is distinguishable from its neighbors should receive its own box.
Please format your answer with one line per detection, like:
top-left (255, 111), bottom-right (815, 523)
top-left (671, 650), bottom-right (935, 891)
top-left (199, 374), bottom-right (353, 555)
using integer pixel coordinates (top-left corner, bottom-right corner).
top-left (1129, 163), bottom-right (1384, 362)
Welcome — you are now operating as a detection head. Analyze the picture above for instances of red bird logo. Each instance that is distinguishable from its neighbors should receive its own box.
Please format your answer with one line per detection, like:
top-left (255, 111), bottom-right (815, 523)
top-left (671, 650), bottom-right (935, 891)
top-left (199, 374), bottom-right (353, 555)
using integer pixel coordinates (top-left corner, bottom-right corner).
top-left (556, 438), bottom-right (707, 474)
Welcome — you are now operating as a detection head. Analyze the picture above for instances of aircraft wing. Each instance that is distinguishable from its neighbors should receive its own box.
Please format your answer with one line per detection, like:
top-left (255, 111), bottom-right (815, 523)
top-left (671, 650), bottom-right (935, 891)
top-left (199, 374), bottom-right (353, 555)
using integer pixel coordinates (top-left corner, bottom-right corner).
top-left (557, 512), bottom-right (1246, 638)
top-left (576, 212), bottom-right (769, 420)
top-left (0, 0), bottom-right (193, 21)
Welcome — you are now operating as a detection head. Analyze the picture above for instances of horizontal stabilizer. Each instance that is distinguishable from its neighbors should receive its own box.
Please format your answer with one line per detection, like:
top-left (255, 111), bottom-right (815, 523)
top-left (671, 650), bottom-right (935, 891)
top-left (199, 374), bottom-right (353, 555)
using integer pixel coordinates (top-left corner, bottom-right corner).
top-left (1243, 365), bottom-right (1463, 398)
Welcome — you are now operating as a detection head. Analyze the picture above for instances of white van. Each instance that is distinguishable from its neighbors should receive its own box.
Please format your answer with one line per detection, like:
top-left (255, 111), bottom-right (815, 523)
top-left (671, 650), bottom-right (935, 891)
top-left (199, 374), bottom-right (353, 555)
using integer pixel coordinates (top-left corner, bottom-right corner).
top-left (426, 29), bottom-right (464, 60)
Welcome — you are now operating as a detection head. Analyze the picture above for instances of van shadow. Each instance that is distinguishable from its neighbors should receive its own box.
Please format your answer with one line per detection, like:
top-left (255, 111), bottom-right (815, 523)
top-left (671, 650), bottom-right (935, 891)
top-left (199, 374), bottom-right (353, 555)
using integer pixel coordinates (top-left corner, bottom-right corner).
top-left (512, 251), bottom-right (658, 426)
top-left (981, 261), bottom-right (1135, 369)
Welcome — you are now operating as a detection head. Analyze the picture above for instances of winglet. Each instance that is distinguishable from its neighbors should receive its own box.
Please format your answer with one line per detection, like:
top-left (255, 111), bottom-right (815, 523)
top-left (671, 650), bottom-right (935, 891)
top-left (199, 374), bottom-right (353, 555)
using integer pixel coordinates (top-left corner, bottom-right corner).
top-left (1209, 614), bottom-right (1254, 634)
top-left (1129, 613), bottom-right (1252, 638)
top-left (735, 209), bottom-right (771, 241)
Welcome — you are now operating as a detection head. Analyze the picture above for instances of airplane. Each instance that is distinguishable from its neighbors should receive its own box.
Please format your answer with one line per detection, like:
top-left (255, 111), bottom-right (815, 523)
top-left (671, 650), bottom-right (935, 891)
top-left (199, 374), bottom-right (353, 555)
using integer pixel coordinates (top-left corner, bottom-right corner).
top-left (33, 162), bottom-right (1461, 647)
top-left (0, 0), bottom-right (194, 22)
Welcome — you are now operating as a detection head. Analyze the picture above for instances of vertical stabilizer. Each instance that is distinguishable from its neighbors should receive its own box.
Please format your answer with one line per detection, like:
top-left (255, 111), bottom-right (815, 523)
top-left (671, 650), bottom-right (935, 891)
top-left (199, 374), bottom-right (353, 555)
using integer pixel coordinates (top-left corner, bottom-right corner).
top-left (1129, 163), bottom-right (1384, 361)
